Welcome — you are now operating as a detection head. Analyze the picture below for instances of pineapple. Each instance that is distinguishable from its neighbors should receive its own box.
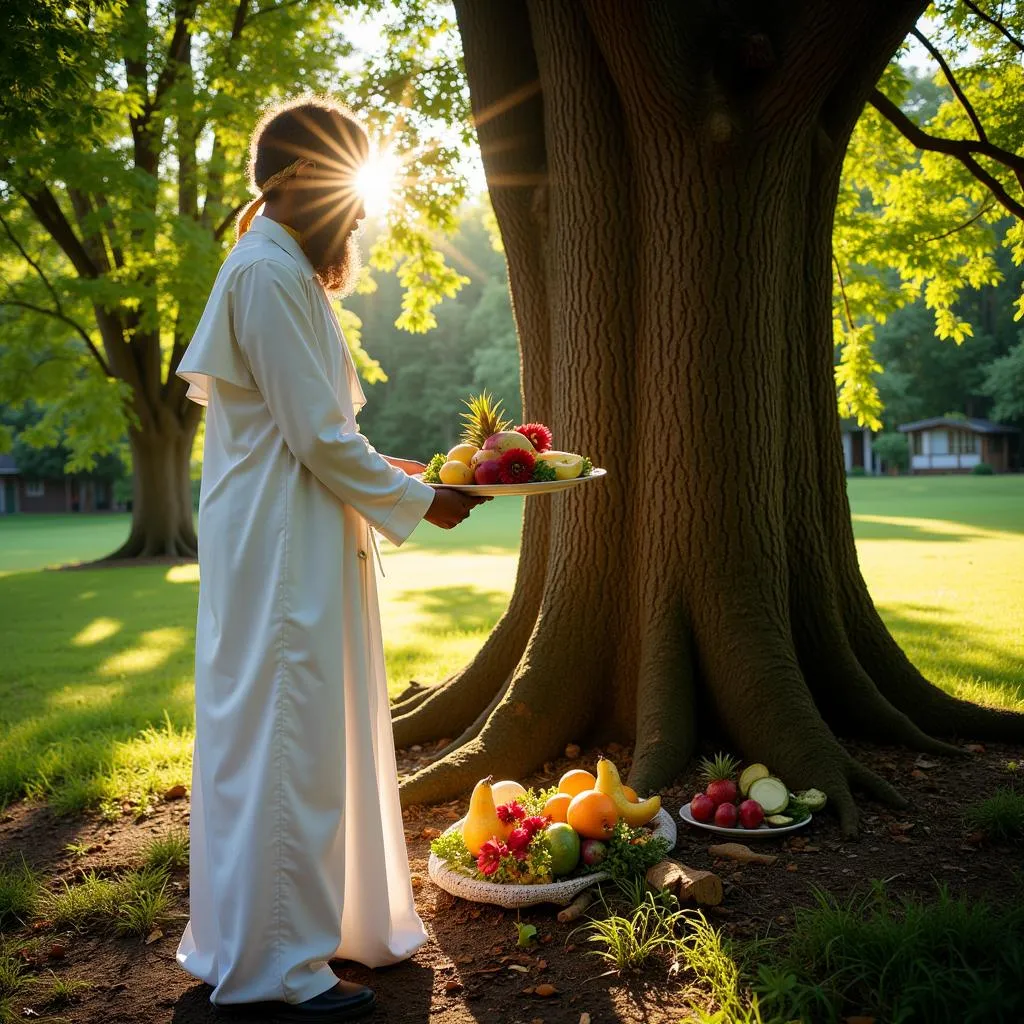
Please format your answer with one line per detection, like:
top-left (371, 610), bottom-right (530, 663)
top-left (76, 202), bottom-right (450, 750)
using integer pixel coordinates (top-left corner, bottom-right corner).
top-left (460, 391), bottom-right (512, 448)
top-left (698, 751), bottom-right (740, 806)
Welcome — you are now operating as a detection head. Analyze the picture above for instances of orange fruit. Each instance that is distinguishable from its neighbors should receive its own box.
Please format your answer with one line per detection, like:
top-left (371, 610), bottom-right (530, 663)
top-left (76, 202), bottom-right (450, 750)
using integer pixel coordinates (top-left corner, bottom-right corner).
top-left (566, 789), bottom-right (619, 840)
top-left (622, 785), bottom-right (639, 803)
top-left (543, 792), bottom-right (572, 823)
top-left (558, 768), bottom-right (597, 798)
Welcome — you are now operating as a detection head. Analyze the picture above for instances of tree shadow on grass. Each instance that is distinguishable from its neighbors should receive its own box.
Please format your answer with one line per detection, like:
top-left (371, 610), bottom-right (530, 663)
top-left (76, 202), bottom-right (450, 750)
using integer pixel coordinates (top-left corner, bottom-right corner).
top-left (851, 516), bottom-right (976, 543)
top-left (393, 584), bottom-right (510, 634)
top-left (878, 601), bottom-right (1024, 708)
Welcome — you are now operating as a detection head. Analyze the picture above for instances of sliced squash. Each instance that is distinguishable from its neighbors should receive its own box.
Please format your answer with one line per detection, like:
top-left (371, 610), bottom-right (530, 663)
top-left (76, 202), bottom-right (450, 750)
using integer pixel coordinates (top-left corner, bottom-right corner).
top-left (748, 776), bottom-right (789, 815)
top-left (739, 763), bottom-right (770, 796)
top-left (766, 814), bottom-right (794, 827)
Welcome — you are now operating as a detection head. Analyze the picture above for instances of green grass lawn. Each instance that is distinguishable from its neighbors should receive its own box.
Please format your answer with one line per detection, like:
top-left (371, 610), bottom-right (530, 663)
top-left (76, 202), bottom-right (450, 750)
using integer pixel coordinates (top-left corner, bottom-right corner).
top-left (0, 477), bottom-right (1020, 814)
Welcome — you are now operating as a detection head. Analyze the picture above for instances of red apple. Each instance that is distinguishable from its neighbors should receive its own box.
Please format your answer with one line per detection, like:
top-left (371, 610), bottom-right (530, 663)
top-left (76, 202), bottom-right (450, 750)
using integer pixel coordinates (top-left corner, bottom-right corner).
top-left (738, 799), bottom-right (765, 829)
top-left (580, 839), bottom-right (607, 867)
top-left (714, 802), bottom-right (739, 828)
top-left (706, 779), bottom-right (739, 806)
top-left (473, 458), bottom-right (503, 485)
top-left (690, 793), bottom-right (715, 823)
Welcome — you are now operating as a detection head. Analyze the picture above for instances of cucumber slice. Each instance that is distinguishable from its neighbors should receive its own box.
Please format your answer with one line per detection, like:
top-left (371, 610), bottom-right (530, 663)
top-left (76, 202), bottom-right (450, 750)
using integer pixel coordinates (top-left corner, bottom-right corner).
top-left (766, 814), bottom-right (794, 827)
top-left (748, 776), bottom-right (789, 815)
top-left (795, 788), bottom-right (827, 812)
top-left (739, 763), bottom-right (770, 796)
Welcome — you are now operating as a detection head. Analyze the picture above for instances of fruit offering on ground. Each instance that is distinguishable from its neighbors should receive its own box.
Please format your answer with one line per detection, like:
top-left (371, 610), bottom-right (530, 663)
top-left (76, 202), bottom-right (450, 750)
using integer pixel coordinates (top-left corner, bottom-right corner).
top-left (700, 752), bottom-right (741, 806)
top-left (739, 762), bottom-right (770, 796)
top-left (544, 822), bottom-right (581, 876)
top-left (747, 776), bottom-right (790, 816)
top-left (580, 838), bottom-right (607, 867)
top-left (690, 793), bottom-right (716, 823)
top-left (594, 757), bottom-right (661, 827)
top-left (566, 789), bottom-right (619, 839)
top-left (462, 777), bottom-right (510, 855)
top-left (491, 779), bottom-right (527, 805)
top-left (558, 768), bottom-right (597, 798)
top-left (738, 799), bottom-right (765, 829)
top-left (714, 802), bottom-right (739, 828)
top-left (439, 460), bottom-right (474, 485)
top-left (543, 792), bottom-right (571, 823)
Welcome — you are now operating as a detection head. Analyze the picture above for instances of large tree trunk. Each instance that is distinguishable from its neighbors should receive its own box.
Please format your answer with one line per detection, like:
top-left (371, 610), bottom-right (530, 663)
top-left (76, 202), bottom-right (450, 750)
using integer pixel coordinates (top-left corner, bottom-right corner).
top-left (105, 417), bottom-right (199, 560)
top-left (396, 0), bottom-right (1024, 831)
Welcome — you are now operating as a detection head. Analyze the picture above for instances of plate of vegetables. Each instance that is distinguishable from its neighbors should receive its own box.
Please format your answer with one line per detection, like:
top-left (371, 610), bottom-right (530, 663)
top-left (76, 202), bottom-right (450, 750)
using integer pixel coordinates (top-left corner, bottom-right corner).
top-left (678, 754), bottom-right (826, 839)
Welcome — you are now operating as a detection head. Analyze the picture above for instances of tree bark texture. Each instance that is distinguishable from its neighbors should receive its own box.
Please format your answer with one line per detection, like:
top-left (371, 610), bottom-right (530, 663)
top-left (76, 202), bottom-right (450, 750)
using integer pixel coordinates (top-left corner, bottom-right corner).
top-left (395, 0), bottom-right (1024, 831)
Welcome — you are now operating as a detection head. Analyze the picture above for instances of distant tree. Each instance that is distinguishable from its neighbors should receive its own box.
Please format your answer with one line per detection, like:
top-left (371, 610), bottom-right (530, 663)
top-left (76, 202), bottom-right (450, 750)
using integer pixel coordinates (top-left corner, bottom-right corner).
top-left (872, 432), bottom-right (911, 473)
top-left (981, 341), bottom-right (1024, 422)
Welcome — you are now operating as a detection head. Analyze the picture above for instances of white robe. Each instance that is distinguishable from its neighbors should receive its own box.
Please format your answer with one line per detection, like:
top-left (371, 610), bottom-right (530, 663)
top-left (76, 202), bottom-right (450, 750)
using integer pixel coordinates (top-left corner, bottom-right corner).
top-left (174, 216), bottom-right (435, 1006)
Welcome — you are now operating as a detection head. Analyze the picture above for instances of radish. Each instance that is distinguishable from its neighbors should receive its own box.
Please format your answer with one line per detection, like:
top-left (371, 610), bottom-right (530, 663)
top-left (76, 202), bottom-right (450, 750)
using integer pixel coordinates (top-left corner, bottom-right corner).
top-left (690, 793), bottom-right (715, 823)
top-left (747, 776), bottom-right (789, 816)
top-left (714, 803), bottom-right (739, 828)
top-left (738, 799), bottom-right (764, 829)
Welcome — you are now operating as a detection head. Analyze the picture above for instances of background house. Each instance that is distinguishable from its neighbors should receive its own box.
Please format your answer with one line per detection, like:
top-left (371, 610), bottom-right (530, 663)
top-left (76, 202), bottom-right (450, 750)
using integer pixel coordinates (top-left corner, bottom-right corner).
top-left (841, 421), bottom-right (878, 475)
top-left (897, 416), bottom-right (1018, 474)
top-left (0, 453), bottom-right (114, 514)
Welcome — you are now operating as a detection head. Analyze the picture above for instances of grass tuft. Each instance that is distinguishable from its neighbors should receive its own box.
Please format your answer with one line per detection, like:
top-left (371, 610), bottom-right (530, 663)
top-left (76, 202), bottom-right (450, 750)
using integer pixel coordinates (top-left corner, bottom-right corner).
top-left (0, 858), bottom-right (41, 929)
top-left (753, 882), bottom-right (1024, 1023)
top-left (41, 865), bottom-right (171, 937)
top-left (43, 970), bottom-right (92, 1007)
top-left (574, 887), bottom-right (686, 972)
top-left (964, 787), bottom-right (1024, 842)
top-left (142, 828), bottom-right (189, 872)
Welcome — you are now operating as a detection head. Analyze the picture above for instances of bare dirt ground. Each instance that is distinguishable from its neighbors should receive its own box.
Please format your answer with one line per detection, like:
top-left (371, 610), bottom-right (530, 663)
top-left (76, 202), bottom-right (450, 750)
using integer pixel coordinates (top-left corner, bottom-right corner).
top-left (1, 738), bottom-right (1018, 1024)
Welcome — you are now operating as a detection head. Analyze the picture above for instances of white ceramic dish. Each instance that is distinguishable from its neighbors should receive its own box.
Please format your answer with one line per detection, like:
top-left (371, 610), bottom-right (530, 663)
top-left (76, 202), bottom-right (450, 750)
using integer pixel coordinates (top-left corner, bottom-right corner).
top-left (414, 466), bottom-right (607, 497)
top-left (679, 801), bottom-right (812, 838)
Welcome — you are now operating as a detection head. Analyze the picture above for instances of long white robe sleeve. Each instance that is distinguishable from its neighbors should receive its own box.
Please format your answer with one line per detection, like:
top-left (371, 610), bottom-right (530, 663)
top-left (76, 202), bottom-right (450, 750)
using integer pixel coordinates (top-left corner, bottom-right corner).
top-left (174, 216), bottom-right (435, 1007)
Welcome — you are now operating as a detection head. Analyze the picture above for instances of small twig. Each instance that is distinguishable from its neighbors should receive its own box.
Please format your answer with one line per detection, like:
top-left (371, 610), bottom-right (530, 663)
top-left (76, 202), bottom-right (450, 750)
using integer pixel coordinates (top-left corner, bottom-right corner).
top-left (832, 255), bottom-right (856, 332)
top-left (911, 28), bottom-right (988, 143)
top-left (962, 0), bottom-right (1024, 52)
top-left (919, 199), bottom-right (995, 243)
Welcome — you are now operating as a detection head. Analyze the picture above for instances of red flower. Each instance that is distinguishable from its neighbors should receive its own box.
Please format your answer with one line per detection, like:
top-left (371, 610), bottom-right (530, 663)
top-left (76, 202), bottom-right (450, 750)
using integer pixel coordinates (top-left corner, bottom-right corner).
top-left (476, 838), bottom-right (508, 876)
top-left (515, 423), bottom-right (553, 452)
top-left (497, 800), bottom-right (527, 825)
top-left (507, 826), bottom-right (532, 852)
top-left (521, 815), bottom-right (549, 837)
top-left (498, 448), bottom-right (536, 485)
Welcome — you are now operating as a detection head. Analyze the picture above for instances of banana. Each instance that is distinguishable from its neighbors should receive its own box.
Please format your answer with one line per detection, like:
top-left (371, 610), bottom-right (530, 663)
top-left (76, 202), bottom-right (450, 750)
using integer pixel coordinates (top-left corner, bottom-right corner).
top-left (595, 758), bottom-right (661, 827)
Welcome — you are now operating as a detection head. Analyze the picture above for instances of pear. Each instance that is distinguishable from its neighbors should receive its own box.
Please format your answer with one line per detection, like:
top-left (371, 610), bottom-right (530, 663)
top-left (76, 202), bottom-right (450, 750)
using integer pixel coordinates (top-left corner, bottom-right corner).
top-left (537, 450), bottom-right (584, 480)
top-left (461, 777), bottom-right (509, 855)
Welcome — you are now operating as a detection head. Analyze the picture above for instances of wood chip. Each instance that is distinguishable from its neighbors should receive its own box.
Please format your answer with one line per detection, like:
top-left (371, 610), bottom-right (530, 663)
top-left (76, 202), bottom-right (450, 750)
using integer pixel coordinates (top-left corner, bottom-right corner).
top-left (708, 843), bottom-right (777, 865)
top-left (144, 929), bottom-right (163, 945)
top-left (164, 785), bottom-right (187, 801)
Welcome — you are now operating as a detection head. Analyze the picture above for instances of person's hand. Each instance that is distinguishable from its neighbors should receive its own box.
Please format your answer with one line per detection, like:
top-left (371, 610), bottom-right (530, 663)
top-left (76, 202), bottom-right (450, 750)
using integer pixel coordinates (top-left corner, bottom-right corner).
top-left (424, 487), bottom-right (491, 529)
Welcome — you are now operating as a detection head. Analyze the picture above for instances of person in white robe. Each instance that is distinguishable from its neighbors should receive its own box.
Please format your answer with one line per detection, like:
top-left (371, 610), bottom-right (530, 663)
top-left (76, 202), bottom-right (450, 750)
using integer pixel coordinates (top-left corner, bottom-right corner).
top-left (173, 98), bottom-right (484, 1022)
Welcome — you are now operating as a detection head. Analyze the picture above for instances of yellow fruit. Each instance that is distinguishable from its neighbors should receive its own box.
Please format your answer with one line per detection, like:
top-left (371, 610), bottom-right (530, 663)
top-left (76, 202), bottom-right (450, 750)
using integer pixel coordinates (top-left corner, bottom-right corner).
top-left (558, 768), bottom-right (597, 798)
top-left (622, 785), bottom-right (639, 802)
top-left (491, 779), bottom-right (527, 805)
top-left (537, 450), bottom-right (583, 480)
top-left (594, 758), bottom-right (661, 827)
top-left (566, 789), bottom-right (618, 839)
top-left (439, 460), bottom-right (474, 485)
top-left (462, 777), bottom-right (509, 855)
top-left (446, 443), bottom-right (478, 466)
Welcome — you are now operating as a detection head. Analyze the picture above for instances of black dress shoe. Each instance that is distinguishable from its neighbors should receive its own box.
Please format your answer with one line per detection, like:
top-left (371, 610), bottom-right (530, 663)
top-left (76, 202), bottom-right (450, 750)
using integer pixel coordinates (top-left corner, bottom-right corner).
top-left (266, 981), bottom-right (376, 1022)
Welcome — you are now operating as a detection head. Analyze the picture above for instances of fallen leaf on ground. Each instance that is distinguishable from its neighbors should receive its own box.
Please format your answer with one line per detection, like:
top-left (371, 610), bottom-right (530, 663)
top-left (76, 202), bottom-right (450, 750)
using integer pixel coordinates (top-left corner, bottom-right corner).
top-left (47, 944), bottom-right (66, 959)
top-left (534, 984), bottom-right (558, 997)
top-left (910, 770), bottom-right (927, 780)
top-left (913, 758), bottom-right (939, 769)
top-left (455, 954), bottom-right (474, 965)
top-left (508, 964), bottom-right (529, 973)
top-left (444, 980), bottom-right (463, 994)
top-left (579, 1014), bottom-right (592, 1024)
top-left (420, 827), bottom-right (441, 839)
top-left (164, 785), bottom-right (187, 801)
top-left (144, 929), bottom-right (163, 945)
top-left (786, 863), bottom-right (798, 872)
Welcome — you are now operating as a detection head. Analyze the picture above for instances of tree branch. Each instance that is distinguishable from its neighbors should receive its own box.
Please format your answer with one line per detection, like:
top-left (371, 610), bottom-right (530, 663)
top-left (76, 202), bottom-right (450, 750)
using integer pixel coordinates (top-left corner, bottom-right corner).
top-left (0, 296), bottom-right (112, 378)
top-left (910, 28), bottom-right (987, 143)
top-left (152, 1), bottom-right (200, 111)
top-left (249, 0), bottom-right (305, 20)
top-left (18, 186), bottom-right (99, 279)
top-left (870, 88), bottom-right (1024, 219)
top-left (0, 212), bottom-right (67, 315)
top-left (962, 0), bottom-right (1024, 52)
top-left (919, 199), bottom-right (995, 243)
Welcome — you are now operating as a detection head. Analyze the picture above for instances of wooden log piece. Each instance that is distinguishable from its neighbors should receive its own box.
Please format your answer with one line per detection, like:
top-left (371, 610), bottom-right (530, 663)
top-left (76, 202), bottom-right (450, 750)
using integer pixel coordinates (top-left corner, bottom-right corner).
top-left (645, 859), bottom-right (723, 905)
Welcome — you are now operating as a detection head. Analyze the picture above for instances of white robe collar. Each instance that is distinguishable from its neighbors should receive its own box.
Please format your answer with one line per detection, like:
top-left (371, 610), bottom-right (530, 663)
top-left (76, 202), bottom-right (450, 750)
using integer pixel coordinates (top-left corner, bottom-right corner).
top-left (248, 216), bottom-right (318, 281)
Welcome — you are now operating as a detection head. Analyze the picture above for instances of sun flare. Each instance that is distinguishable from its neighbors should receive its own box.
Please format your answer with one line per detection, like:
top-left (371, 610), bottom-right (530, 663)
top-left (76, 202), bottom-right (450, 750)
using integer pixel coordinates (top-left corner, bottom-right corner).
top-left (355, 148), bottom-right (402, 217)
